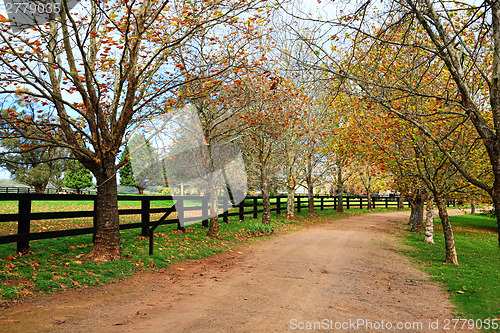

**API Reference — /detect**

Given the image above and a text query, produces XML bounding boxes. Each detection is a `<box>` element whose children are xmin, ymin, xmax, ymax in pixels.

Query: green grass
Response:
<box><xmin>0</xmin><ymin>204</ymin><xmax>400</xmax><ymax>303</ymax></box>
<box><xmin>397</xmin><ymin>214</ymin><xmax>500</xmax><ymax>330</ymax></box>
<box><xmin>0</xmin><ymin>199</ymin><xmax>178</xmax><ymax>214</ymax></box>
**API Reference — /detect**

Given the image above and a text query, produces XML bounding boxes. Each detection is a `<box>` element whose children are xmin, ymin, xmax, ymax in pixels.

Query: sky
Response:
<box><xmin>0</xmin><ymin>169</ymin><xmax>9</xmax><ymax>180</ymax></box>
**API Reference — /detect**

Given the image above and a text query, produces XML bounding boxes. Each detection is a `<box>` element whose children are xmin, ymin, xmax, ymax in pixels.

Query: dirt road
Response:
<box><xmin>0</xmin><ymin>210</ymin><xmax>475</xmax><ymax>332</ymax></box>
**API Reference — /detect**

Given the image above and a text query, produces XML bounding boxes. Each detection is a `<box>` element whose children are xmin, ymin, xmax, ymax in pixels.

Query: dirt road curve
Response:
<box><xmin>0</xmin><ymin>210</ymin><xmax>475</xmax><ymax>332</ymax></box>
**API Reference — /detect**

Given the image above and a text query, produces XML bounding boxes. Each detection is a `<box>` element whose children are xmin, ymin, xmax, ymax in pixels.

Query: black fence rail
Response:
<box><xmin>0</xmin><ymin>187</ymin><xmax>94</xmax><ymax>195</ymax></box>
<box><xmin>0</xmin><ymin>194</ymin><xmax>409</xmax><ymax>255</ymax></box>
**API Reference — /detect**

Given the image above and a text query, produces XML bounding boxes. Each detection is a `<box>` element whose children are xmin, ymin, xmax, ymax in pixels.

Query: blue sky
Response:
<box><xmin>0</xmin><ymin>168</ymin><xmax>10</xmax><ymax>179</ymax></box>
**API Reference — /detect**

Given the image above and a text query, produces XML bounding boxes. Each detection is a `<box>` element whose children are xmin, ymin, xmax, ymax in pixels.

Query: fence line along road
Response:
<box><xmin>0</xmin><ymin>194</ymin><xmax>447</xmax><ymax>255</ymax></box>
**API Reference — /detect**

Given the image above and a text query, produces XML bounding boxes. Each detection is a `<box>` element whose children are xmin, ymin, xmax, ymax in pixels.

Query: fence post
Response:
<box><xmin>239</xmin><ymin>199</ymin><xmax>245</xmax><ymax>221</ymax></box>
<box><xmin>177</xmin><ymin>198</ymin><xmax>185</xmax><ymax>231</ymax></box>
<box><xmin>276</xmin><ymin>196</ymin><xmax>281</xmax><ymax>215</ymax></box>
<box><xmin>320</xmin><ymin>196</ymin><xmax>324</xmax><ymax>211</ymax></box>
<box><xmin>297</xmin><ymin>196</ymin><xmax>301</xmax><ymax>213</ymax></box>
<box><xmin>141</xmin><ymin>199</ymin><xmax>150</xmax><ymax>236</ymax></box>
<box><xmin>334</xmin><ymin>196</ymin><xmax>337</xmax><ymax>210</ymax></box>
<box><xmin>359</xmin><ymin>197</ymin><xmax>363</xmax><ymax>209</ymax></box>
<box><xmin>373</xmin><ymin>197</ymin><xmax>376</xmax><ymax>209</ymax></box>
<box><xmin>346</xmin><ymin>196</ymin><xmax>350</xmax><ymax>209</ymax></box>
<box><xmin>385</xmin><ymin>197</ymin><xmax>388</xmax><ymax>208</ymax></box>
<box><xmin>202</xmin><ymin>196</ymin><xmax>209</xmax><ymax>227</ymax></box>
<box><xmin>223</xmin><ymin>196</ymin><xmax>229</xmax><ymax>223</ymax></box>
<box><xmin>17</xmin><ymin>198</ymin><xmax>32</xmax><ymax>253</ymax></box>
<box><xmin>253</xmin><ymin>197</ymin><xmax>258</xmax><ymax>219</ymax></box>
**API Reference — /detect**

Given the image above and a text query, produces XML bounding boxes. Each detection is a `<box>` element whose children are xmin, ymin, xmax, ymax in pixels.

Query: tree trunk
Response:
<box><xmin>76</xmin><ymin>188</ymin><xmax>82</xmax><ymax>195</ymax></box>
<box><xmin>435</xmin><ymin>196</ymin><xmax>458</xmax><ymax>265</ymax></box>
<box><xmin>491</xmin><ymin>186</ymin><xmax>500</xmax><ymax>246</ymax></box>
<box><xmin>286</xmin><ymin>147</ymin><xmax>296</xmax><ymax>220</ymax></box>
<box><xmin>470</xmin><ymin>197</ymin><xmax>476</xmax><ymax>214</ymax></box>
<box><xmin>408</xmin><ymin>198</ymin><xmax>415</xmax><ymax>225</ymax></box>
<box><xmin>424</xmin><ymin>197</ymin><xmax>434</xmax><ymax>244</ymax></box>
<box><xmin>305</xmin><ymin>153</ymin><xmax>315</xmax><ymax>215</ymax></box>
<box><xmin>137</xmin><ymin>187</ymin><xmax>144</xmax><ymax>195</ymax></box>
<box><xmin>34</xmin><ymin>184</ymin><xmax>46</xmax><ymax>194</ymax></box>
<box><xmin>336</xmin><ymin>191</ymin><xmax>344</xmax><ymax>213</ymax></box>
<box><xmin>307</xmin><ymin>176</ymin><xmax>315</xmax><ymax>215</ymax></box>
<box><xmin>260</xmin><ymin>153</ymin><xmax>271</xmax><ymax>225</ymax></box>
<box><xmin>411</xmin><ymin>195</ymin><xmax>424</xmax><ymax>232</ymax></box>
<box><xmin>286</xmin><ymin>183</ymin><xmax>295</xmax><ymax>220</ymax></box>
<box><xmin>86</xmin><ymin>157</ymin><xmax>122</xmax><ymax>261</ymax></box>
<box><xmin>336</xmin><ymin>165</ymin><xmax>344</xmax><ymax>213</ymax></box>
<box><xmin>207</xmin><ymin>172</ymin><xmax>219</xmax><ymax>238</ymax></box>
<box><xmin>366</xmin><ymin>189</ymin><xmax>372</xmax><ymax>210</ymax></box>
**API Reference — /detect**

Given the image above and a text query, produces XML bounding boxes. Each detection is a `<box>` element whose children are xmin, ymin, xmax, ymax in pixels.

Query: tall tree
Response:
<box><xmin>0</xmin><ymin>0</ymin><xmax>272</xmax><ymax>259</ymax></box>
<box><xmin>64</xmin><ymin>160</ymin><xmax>93</xmax><ymax>194</ymax></box>
<box><xmin>118</xmin><ymin>149</ymin><xmax>141</xmax><ymax>193</ymax></box>
<box><xmin>238</xmin><ymin>73</ymin><xmax>284</xmax><ymax>225</ymax></box>
<box><xmin>119</xmin><ymin>137</ymin><xmax>164</xmax><ymax>195</ymax></box>
<box><xmin>0</xmin><ymin>128</ymin><xmax>67</xmax><ymax>193</ymax></box>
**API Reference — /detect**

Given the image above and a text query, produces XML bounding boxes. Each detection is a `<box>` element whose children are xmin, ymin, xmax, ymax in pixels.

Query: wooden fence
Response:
<box><xmin>0</xmin><ymin>187</ymin><xmax>93</xmax><ymax>195</ymax></box>
<box><xmin>0</xmin><ymin>194</ymin><xmax>410</xmax><ymax>255</ymax></box>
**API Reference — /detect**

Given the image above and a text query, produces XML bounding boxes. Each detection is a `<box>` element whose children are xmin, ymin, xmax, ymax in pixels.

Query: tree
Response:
<box><xmin>63</xmin><ymin>160</ymin><xmax>93</xmax><ymax>194</ymax></box>
<box><xmin>295</xmin><ymin>80</ymin><xmax>334</xmax><ymax>215</ymax></box>
<box><xmin>346</xmin><ymin>95</ymin><xmax>482</xmax><ymax>264</ymax></box>
<box><xmin>118</xmin><ymin>149</ymin><xmax>140</xmax><ymax>193</ymax></box>
<box><xmin>237</xmin><ymin>70</ymin><xmax>308</xmax><ymax>224</ymax></box>
<box><xmin>354</xmin><ymin>162</ymin><xmax>376</xmax><ymax>211</ymax></box>
<box><xmin>238</xmin><ymin>73</ymin><xmax>284</xmax><ymax>225</ymax></box>
<box><xmin>0</xmin><ymin>0</ymin><xmax>272</xmax><ymax>260</ymax></box>
<box><xmin>322</xmin><ymin>95</ymin><xmax>357</xmax><ymax>214</ymax></box>
<box><xmin>0</xmin><ymin>129</ymin><xmax>67</xmax><ymax>193</ymax></box>
<box><xmin>288</xmin><ymin>0</ymin><xmax>500</xmax><ymax>245</ymax></box>
<box><xmin>173</xmin><ymin>76</ymin><xmax>252</xmax><ymax>236</ymax></box>
<box><xmin>119</xmin><ymin>137</ymin><xmax>164</xmax><ymax>195</ymax></box>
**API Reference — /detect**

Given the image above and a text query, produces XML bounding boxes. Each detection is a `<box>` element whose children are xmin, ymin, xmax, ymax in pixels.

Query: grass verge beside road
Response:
<box><xmin>0</xmin><ymin>206</ymin><xmax>398</xmax><ymax>303</ymax></box>
<box><xmin>397</xmin><ymin>213</ymin><xmax>500</xmax><ymax>330</ymax></box>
